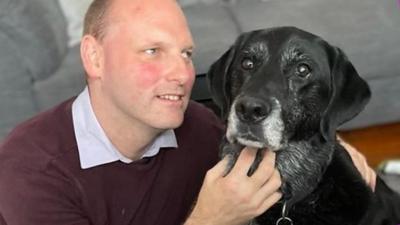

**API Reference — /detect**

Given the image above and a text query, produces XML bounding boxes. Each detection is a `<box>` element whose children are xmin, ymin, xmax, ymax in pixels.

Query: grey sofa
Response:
<box><xmin>0</xmin><ymin>0</ymin><xmax>85</xmax><ymax>139</ymax></box>
<box><xmin>1</xmin><ymin>0</ymin><xmax>400</xmax><ymax>141</ymax></box>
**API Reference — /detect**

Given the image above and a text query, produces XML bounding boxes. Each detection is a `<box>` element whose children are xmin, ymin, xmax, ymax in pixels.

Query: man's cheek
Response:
<box><xmin>135</xmin><ymin>64</ymin><xmax>161</xmax><ymax>88</ymax></box>
<box><xmin>186</xmin><ymin>68</ymin><xmax>196</xmax><ymax>89</ymax></box>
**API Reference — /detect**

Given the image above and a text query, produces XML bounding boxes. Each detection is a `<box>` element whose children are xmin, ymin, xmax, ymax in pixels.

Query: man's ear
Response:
<box><xmin>320</xmin><ymin>46</ymin><xmax>371</xmax><ymax>141</ymax></box>
<box><xmin>80</xmin><ymin>35</ymin><xmax>103</xmax><ymax>80</ymax></box>
<box><xmin>206</xmin><ymin>47</ymin><xmax>236</xmax><ymax>120</ymax></box>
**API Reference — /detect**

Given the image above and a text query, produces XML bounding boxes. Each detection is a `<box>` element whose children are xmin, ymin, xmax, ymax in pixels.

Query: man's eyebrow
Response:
<box><xmin>140</xmin><ymin>41</ymin><xmax>195</xmax><ymax>51</ymax></box>
<box><xmin>140</xmin><ymin>41</ymin><xmax>166</xmax><ymax>47</ymax></box>
<box><xmin>184</xmin><ymin>45</ymin><xmax>195</xmax><ymax>51</ymax></box>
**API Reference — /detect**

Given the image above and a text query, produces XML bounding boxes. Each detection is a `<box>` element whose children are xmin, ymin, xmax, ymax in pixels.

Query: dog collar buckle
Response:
<box><xmin>276</xmin><ymin>201</ymin><xmax>293</xmax><ymax>225</ymax></box>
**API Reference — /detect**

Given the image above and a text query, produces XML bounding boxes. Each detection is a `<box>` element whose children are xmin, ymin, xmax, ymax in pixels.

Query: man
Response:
<box><xmin>0</xmin><ymin>0</ymin><xmax>379</xmax><ymax>224</ymax></box>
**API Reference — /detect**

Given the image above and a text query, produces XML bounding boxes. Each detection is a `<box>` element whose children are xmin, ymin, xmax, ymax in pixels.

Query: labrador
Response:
<box><xmin>207</xmin><ymin>26</ymin><xmax>400</xmax><ymax>225</ymax></box>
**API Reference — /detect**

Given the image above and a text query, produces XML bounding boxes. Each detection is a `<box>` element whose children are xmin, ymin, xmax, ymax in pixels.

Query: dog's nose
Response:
<box><xmin>235</xmin><ymin>97</ymin><xmax>270</xmax><ymax>123</ymax></box>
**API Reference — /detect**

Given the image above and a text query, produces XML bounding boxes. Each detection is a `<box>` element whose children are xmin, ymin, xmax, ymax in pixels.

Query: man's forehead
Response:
<box><xmin>107</xmin><ymin>0</ymin><xmax>186</xmax><ymax>29</ymax></box>
<box><xmin>100</xmin><ymin>0</ymin><xmax>193</xmax><ymax>46</ymax></box>
<box><xmin>108</xmin><ymin>0</ymin><xmax>181</xmax><ymax>18</ymax></box>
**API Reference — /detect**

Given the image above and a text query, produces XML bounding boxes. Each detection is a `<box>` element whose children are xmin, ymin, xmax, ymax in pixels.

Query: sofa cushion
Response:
<box><xmin>0</xmin><ymin>32</ymin><xmax>37</xmax><ymax>138</ymax></box>
<box><xmin>0</xmin><ymin>0</ymin><xmax>68</xmax><ymax>81</ymax></box>
<box><xmin>58</xmin><ymin>0</ymin><xmax>92</xmax><ymax>47</ymax></box>
<box><xmin>33</xmin><ymin>46</ymin><xmax>86</xmax><ymax>112</ymax></box>
<box><xmin>179</xmin><ymin>0</ymin><xmax>223</xmax><ymax>7</ymax></box>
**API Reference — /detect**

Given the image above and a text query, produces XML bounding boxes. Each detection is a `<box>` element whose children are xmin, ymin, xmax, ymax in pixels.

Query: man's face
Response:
<box><xmin>96</xmin><ymin>0</ymin><xmax>195</xmax><ymax>131</ymax></box>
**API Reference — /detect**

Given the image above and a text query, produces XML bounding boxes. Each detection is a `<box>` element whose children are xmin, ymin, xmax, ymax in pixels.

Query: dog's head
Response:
<box><xmin>207</xmin><ymin>26</ymin><xmax>371</xmax><ymax>149</ymax></box>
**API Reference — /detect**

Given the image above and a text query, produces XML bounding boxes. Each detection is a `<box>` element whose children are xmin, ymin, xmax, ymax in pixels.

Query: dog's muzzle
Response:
<box><xmin>235</xmin><ymin>96</ymin><xmax>271</xmax><ymax>124</ymax></box>
<box><xmin>226</xmin><ymin>96</ymin><xmax>285</xmax><ymax>150</ymax></box>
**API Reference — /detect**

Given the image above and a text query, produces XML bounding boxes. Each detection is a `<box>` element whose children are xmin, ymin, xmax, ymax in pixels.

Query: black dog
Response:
<box><xmin>207</xmin><ymin>27</ymin><xmax>400</xmax><ymax>225</ymax></box>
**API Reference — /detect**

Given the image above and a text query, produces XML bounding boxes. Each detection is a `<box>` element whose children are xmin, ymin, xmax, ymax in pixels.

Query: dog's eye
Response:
<box><xmin>296</xmin><ymin>63</ymin><xmax>312</xmax><ymax>78</ymax></box>
<box><xmin>241</xmin><ymin>58</ymin><xmax>254</xmax><ymax>70</ymax></box>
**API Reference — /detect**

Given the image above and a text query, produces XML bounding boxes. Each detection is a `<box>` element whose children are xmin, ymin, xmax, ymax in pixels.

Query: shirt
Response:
<box><xmin>72</xmin><ymin>87</ymin><xmax>178</xmax><ymax>169</ymax></box>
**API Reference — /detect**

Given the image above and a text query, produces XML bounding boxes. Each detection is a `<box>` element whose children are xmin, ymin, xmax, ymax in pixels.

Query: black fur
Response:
<box><xmin>207</xmin><ymin>26</ymin><xmax>379</xmax><ymax>225</ymax></box>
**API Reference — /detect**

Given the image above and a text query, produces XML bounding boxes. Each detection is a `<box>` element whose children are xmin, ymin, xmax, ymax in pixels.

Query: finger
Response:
<box><xmin>254</xmin><ymin>169</ymin><xmax>282</xmax><ymax>201</ymax></box>
<box><xmin>353</xmin><ymin>153</ymin><xmax>377</xmax><ymax>191</ymax></box>
<box><xmin>355</xmin><ymin>152</ymin><xmax>369</xmax><ymax>181</ymax></box>
<box><xmin>255</xmin><ymin>192</ymin><xmax>282</xmax><ymax>216</ymax></box>
<box><xmin>362</xmin><ymin>158</ymin><xmax>370</xmax><ymax>181</ymax></box>
<box><xmin>230</xmin><ymin>147</ymin><xmax>258</xmax><ymax>176</ymax></box>
<box><xmin>208</xmin><ymin>156</ymin><xmax>230</xmax><ymax>180</ymax></box>
<box><xmin>353</xmin><ymin>154</ymin><xmax>366</xmax><ymax>179</ymax></box>
<box><xmin>341</xmin><ymin>139</ymin><xmax>367</xmax><ymax>169</ymax></box>
<box><xmin>338</xmin><ymin>137</ymin><xmax>354</xmax><ymax>152</ymax></box>
<box><xmin>251</xmin><ymin>150</ymin><xmax>276</xmax><ymax>186</ymax></box>
<box><xmin>369</xmin><ymin>169</ymin><xmax>377</xmax><ymax>191</ymax></box>
<box><xmin>344</xmin><ymin>143</ymin><xmax>377</xmax><ymax>190</ymax></box>
<box><xmin>365</xmin><ymin>167</ymin><xmax>372</xmax><ymax>188</ymax></box>
<box><xmin>364</xmin><ymin>165</ymin><xmax>377</xmax><ymax>191</ymax></box>
<box><xmin>340</xmin><ymin>139</ymin><xmax>368</xmax><ymax>178</ymax></box>
<box><xmin>340</xmin><ymin>139</ymin><xmax>357</xmax><ymax>156</ymax></box>
<box><xmin>337</xmin><ymin>136</ymin><xmax>377</xmax><ymax>191</ymax></box>
<box><xmin>363</xmin><ymin>166</ymin><xmax>371</xmax><ymax>187</ymax></box>
<box><xmin>358</xmin><ymin>160</ymin><xmax>368</xmax><ymax>181</ymax></box>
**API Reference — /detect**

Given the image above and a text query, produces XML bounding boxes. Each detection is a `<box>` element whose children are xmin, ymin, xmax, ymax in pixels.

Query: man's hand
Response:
<box><xmin>339</xmin><ymin>137</ymin><xmax>377</xmax><ymax>191</ymax></box>
<box><xmin>185</xmin><ymin>148</ymin><xmax>282</xmax><ymax>225</ymax></box>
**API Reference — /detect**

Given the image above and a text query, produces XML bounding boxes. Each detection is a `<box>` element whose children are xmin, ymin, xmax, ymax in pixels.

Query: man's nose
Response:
<box><xmin>165</xmin><ymin>55</ymin><xmax>193</xmax><ymax>84</ymax></box>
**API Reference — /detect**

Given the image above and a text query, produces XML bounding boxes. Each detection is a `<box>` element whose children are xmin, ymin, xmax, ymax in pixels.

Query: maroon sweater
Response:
<box><xmin>0</xmin><ymin>99</ymin><xmax>224</xmax><ymax>225</ymax></box>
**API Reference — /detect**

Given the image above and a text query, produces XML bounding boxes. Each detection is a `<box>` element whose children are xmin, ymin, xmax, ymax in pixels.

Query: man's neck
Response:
<box><xmin>105</xmin><ymin>124</ymin><xmax>162</xmax><ymax>161</ymax></box>
<box><xmin>89</xmin><ymin>89</ymin><xmax>163</xmax><ymax>161</ymax></box>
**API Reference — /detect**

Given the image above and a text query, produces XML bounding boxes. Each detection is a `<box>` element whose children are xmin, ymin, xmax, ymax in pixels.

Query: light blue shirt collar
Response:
<box><xmin>72</xmin><ymin>87</ymin><xmax>178</xmax><ymax>169</ymax></box>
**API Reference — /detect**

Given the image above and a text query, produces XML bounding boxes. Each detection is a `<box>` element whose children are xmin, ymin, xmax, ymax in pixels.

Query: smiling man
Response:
<box><xmin>80</xmin><ymin>0</ymin><xmax>197</xmax><ymax>161</ymax></box>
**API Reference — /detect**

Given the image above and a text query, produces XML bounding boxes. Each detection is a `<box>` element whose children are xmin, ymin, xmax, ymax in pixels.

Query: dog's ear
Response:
<box><xmin>207</xmin><ymin>47</ymin><xmax>236</xmax><ymax>120</ymax></box>
<box><xmin>320</xmin><ymin>47</ymin><xmax>371</xmax><ymax>141</ymax></box>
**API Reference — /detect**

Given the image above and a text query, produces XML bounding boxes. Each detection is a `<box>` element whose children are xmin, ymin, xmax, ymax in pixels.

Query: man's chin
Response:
<box><xmin>154</xmin><ymin>116</ymin><xmax>184</xmax><ymax>130</ymax></box>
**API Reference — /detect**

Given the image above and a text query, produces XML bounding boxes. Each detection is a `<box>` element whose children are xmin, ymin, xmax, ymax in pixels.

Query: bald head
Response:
<box><xmin>83</xmin><ymin>0</ymin><xmax>188</xmax><ymax>42</ymax></box>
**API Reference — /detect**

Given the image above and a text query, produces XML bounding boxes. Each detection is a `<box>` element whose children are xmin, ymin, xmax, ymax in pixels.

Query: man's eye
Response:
<box><xmin>182</xmin><ymin>50</ymin><xmax>193</xmax><ymax>59</ymax></box>
<box><xmin>144</xmin><ymin>48</ymin><xmax>158</xmax><ymax>55</ymax></box>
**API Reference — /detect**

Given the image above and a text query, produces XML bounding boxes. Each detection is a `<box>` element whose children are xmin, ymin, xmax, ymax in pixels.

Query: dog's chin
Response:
<box><xmin>229</xmin><ymin>134</ymin><xmax>282</xmax><ymax>151</ymax></box>
<box><xmin>226</xmin><ymin>99</ymin><xmax>285</xmax><ymax>151</ymax></box>
<box><xmin>236</xmin><ymin>137</ymin><xmax>266</xmax><ymax>149</ymax></box>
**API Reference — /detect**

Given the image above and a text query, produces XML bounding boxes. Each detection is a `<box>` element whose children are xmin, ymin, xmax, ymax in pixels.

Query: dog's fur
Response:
<box><xmin>207</xmin><ymin>26</ymin><xmax>392</xmax><ymax>225</ymax></box>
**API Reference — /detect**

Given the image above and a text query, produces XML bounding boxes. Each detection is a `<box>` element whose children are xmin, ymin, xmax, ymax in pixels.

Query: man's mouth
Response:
<box><xmin>157</xmin><ymin>94</ymin><xmax>183</xmax><ymax>101</ymax></box>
